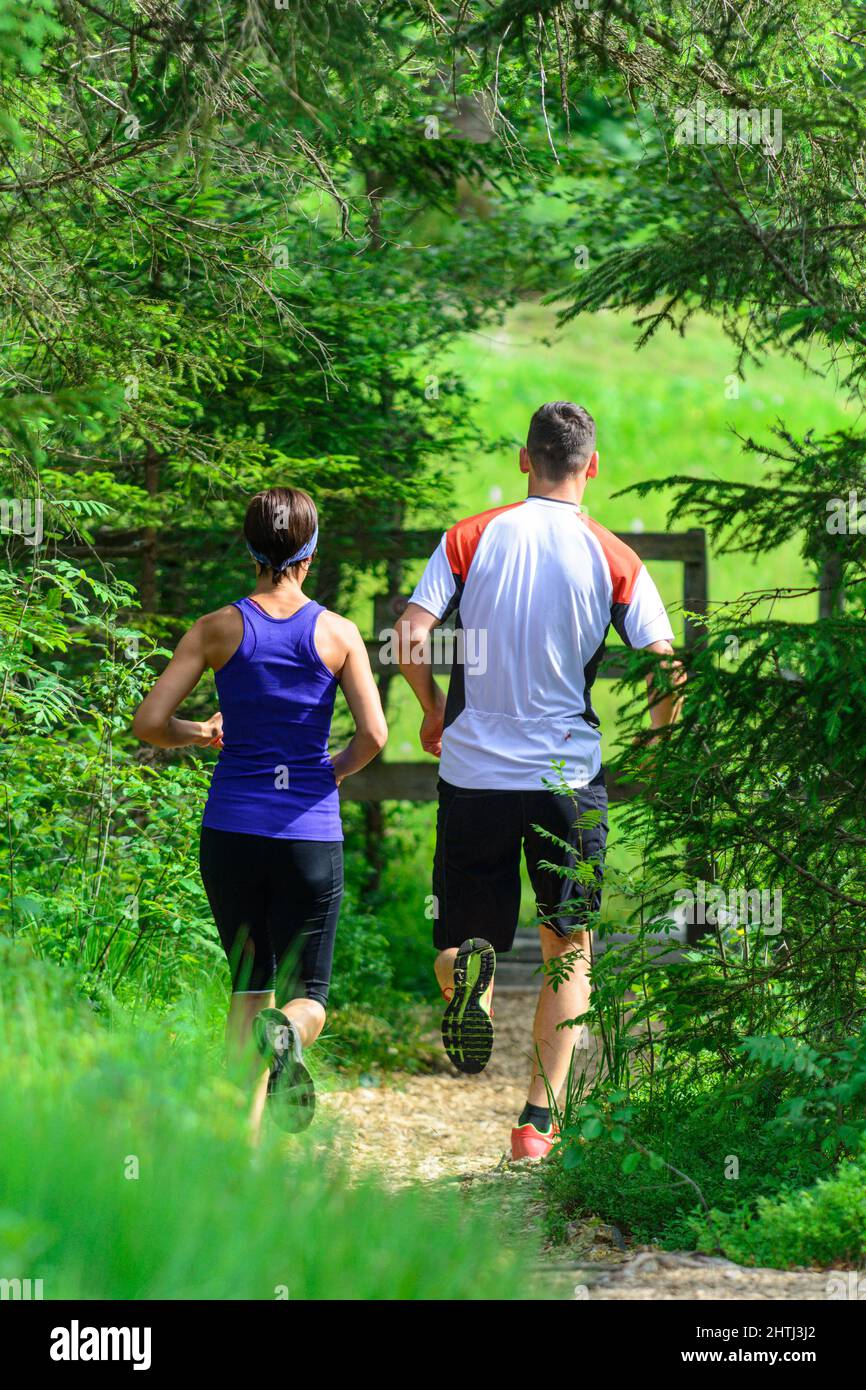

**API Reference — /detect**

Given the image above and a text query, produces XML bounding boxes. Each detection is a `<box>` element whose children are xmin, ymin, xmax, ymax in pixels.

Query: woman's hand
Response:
<box><xmin>330</xmin><ymin>749</ymin><xmax>348</xmax><ymax>786</ymax></box>
<box><xmin>193</xmin><ymin>712</ymin><xmax>223</xmax><ymax>748</ymax></box>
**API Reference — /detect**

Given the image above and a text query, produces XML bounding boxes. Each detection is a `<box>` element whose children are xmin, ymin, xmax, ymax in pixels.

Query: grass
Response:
<box><xmin>0</xmin><ymin>943</ymin><xmax>536</xmax><ymax>1300</ymax></box>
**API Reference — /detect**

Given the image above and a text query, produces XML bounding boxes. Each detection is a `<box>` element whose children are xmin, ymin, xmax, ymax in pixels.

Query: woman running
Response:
<box><xmin>133</xmin><ymin>486</ymin><xmax>387</xmax><ymax>1136</ymax></box>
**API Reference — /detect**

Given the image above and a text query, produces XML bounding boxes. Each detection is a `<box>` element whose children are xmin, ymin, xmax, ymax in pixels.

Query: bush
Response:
<box><xmin>545</xmin><ymin>1071</ymin><xmax>832</xmax><ymax>1251</ymax></box>
<box><xmin>698</xmin><ymin>1152</ymin><xmax>866</xmax><ymax>1269</ymax></box>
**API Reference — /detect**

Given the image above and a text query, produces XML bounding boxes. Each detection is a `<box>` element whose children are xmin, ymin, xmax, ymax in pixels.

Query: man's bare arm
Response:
<box><xmin>396</xmin><ymin>602</ymin><xmax>447</xmax><ymax>757</ymax></box>
<box><xmin>644</xmin><ymin>638</ymin><xmax>685</xmax><ymax>733</ymax></box>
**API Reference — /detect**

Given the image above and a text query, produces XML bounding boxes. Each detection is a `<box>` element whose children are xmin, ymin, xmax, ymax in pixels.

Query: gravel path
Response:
<box><xmin>321</xmin><ymin>989</ymin><xmax>842</xmax><ymax>1301</ymax></box>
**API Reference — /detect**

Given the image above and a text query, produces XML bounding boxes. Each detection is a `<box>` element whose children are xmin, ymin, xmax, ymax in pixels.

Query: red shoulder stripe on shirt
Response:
<box><xmin>445</xmin><ymin>502</ymin><xmax>523</xmax><ymax>581</ymax></box>
<box><xmin>583</xmin><ymin>517</ymin><xmax>642</xmax><ymax>604</ymax></box>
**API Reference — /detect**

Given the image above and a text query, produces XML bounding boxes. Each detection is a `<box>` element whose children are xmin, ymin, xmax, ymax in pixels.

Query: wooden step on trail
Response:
<box><xmin>495</xmin><ymin>924</ymin><xmax>689</xmax><ymax>991</ymax></box>
<box><xmin>495</xmin><ymin>933</ymin><xmax>545</xmax><ymax>991</ymax></box>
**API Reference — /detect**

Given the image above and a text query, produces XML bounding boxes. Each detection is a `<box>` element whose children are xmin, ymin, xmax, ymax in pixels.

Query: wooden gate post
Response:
<box><xmin>680</xmin><ymin>528</ymin><xmax>715</xmax><ymax>944</ymax></box>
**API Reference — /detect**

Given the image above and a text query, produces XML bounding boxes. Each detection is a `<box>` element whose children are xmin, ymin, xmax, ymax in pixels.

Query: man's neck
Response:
<box><xmin>527</xmin><ymin>477</ymin><xmax>586</xmax><ymax>505</ymax></box>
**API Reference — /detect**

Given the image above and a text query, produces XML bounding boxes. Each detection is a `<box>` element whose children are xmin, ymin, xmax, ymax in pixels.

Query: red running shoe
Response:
<box><xmin>510</xmin><ymin>1121</ymin><xmax>559</xmax><ymax>1161</ymax></box>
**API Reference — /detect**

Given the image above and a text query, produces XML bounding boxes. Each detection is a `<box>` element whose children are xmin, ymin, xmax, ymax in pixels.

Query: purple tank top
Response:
<box><xmin>202</xmin><ymin>597</ymin><xmax>342</xmax><ymax>841</ymax></box>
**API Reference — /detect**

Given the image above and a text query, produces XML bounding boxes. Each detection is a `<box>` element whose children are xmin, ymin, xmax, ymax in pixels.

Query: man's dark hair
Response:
<box><xmin>526</xmin><ymin>402</ymin><xmax>596</xmax><ymax>481</ymax></box>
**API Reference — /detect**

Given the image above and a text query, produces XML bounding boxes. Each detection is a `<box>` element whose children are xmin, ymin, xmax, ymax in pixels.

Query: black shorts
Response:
<box><xmin>432</xmin><ymin>775</ymin><xmax>608</xmax><ymax>954</ymax></box>
<box><xmin>199</xmin><ymin>827</ymin><xmax>343</xmax><ymax>1006</ymax></box>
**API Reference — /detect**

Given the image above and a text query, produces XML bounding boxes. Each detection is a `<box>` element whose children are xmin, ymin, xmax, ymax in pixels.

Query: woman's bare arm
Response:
<box><xmin>320</xmin><ymin>616</ymin><xmax>388</xmax><ymax>782</ymax></box>
<box><xmin>132</xmin><ymin>619</ymin><xmax>225</xmax><ymax>749</ymax></box>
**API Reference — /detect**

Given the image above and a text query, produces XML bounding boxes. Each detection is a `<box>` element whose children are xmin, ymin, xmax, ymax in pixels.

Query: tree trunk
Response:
<box><xmin>818</xmin><ymin>552</ymin><xmax>844</xmax><ymax>619</ymax></box>
<box><xmin>140</xmin><ymin>446</ymin><xmax>160</xmax><ymax>613</ymax></box>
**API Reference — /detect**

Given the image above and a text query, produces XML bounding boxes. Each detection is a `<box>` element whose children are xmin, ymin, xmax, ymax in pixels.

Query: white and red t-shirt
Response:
<box><xmin>409</xmin><ymin>496</ymin><xmax>674</xmax><ymax>790</ymax></box>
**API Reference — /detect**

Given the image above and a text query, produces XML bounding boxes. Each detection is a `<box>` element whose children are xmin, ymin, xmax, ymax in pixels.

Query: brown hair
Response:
<box><xmin>243</xmin><ymin>487</ymin><xmax>318</xmax><ymax>586</ymax></box>
<box><xmin>526</xmin><ymin>402</ymin><xmax>596</xmax><ymax>481</ymax></box>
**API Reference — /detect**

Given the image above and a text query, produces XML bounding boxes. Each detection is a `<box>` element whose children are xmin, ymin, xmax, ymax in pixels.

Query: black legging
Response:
<box><xmin>199</xmin><ymin>827</ymin><xmax>343</xmax><ymax>1006</ymax></box>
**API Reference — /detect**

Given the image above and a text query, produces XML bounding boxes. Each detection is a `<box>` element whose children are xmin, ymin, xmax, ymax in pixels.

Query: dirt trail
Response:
<box><xmin>322</xmin><ymin>990</ymin><xmax>838</xmax><ymax>1301</ymax></box>
<box><xmin>324</xmin><ymin>989</ymin><xmax>544</xmax><ymax>1184</ymax></box>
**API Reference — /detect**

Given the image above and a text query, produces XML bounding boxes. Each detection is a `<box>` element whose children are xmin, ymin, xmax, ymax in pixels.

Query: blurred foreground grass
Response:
<box><xmin>0</xmin><ymin>942</ymin><xmax>535</xmax><ymax>1300</ymax></box>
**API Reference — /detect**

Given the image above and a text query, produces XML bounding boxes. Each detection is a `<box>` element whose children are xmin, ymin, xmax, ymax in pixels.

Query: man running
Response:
<box><xmin>397</xmin><ymin>402</ymin><xmax>679</xmax><ymax>1159</ymax></box>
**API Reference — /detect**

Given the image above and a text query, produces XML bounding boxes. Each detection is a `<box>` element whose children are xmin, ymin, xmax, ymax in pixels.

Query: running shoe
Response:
<box><xmin>252</xmin><ymin>1008</ymin><xmax>316</xmax><ymax>1132</ymax></box>
<box><xmin>441</xmin><ymin>937</ymin><xmax>495</xmax><ymax>1074</ymax></box>
<box><xmin>510</xmin><ymin>1120</ymin><xmax>559</xmax><ymax>1161</ymax></box>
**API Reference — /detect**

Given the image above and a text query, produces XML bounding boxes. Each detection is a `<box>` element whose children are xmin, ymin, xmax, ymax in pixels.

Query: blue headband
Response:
<box><xmin>246</xmin><ymin>525</ymin><xmax>318</xmax><ymax>573</ymax></box>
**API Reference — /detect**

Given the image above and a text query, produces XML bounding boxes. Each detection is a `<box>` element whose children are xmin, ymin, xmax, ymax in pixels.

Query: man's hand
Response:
<box><xmin>420</xmin><ymin>687</ymin><xmax>446</xmax><ymax>757</ymax></box>
<box><xmin>644</xmin><ymin>640</ymin><xmax>684</xmax><ymax>732</ymax></box>
<box><xmin>634</xmin><ymin>640</ymin><xmax>684</xmax><ymax>775</ymax></box>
